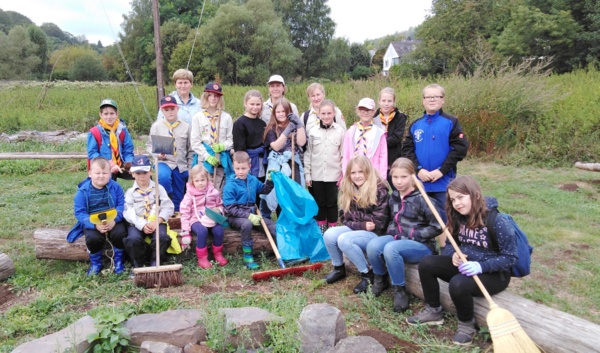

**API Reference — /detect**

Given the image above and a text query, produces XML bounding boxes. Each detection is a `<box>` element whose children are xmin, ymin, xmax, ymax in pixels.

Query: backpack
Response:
<box><xmin>487</xmin><ymin>209</ymin><xmax>534</xmax><ymax>277</ymax></box>
<box><xmin>88</xmin><ymin>126</ymin><xmax>126</xmax><ymax>170</ymax></box>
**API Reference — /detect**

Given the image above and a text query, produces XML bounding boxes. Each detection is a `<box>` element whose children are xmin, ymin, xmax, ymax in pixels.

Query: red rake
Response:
<box><xmin>252</xmin><ymin>209</ymin><xmax>323</xmax><ymax>282</ymax></box>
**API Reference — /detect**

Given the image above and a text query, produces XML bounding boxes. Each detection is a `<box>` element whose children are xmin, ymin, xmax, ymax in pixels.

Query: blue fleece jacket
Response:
<box><xmin>222</xmin><ymin>174</ymin><xmax>273</xmax><ymax>218</ymax></box>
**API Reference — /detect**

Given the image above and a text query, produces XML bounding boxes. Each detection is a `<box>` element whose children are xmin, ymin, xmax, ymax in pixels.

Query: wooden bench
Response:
<box><xmin>403</xmin><ymin>263</ymin><xmax>600</xmax><ymax>353</ymax></box>
<box><xmin>33</xmin><ymin>227</ymin><xmax>274</xmax><ymax>262</ymax></box>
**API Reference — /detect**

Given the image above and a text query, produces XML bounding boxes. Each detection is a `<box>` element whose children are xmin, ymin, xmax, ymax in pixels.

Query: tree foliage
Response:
<box><xmin>349</xmin><ymin>43</ymin><xmax>371</xmax><ymax>72</ymax></box>
<box><xmin>0</xmin><ymin>26</ymin><xmax>41</xmax><ymax>80</ymax></box>
<box><xmin>70</xmin><ymin>53</ymin><xmax>108</xmax><ymax>81</ymax></box>
<box><xmin>27</xmin><ymin>25</ymin><xmax>49</xmax><ymax>77</ymax></box>
<box><xmin>0</xmin><ymin>9</ymin><xmax>33</xmax><ymax>34</ymax></box>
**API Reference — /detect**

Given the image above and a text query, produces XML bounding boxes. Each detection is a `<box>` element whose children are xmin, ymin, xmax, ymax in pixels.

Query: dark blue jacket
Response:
<box><xmin>402</xmin><ymin>109</ymin><xmax>469</xmax><ymax>192</ymax></box>
<box><xmin>442</xmin><ymin>197</ymin><xmax>517</xmax><ymax>273</ymax></box>
<box><xmin>223</xmin><ymin>174</ymin><xmax>273</xmax><ymax>218</ymax></box>
<box><xmin>67</xmin><ymin>178</ymin><xmax>125</xmax><ymax>242</ymax></box>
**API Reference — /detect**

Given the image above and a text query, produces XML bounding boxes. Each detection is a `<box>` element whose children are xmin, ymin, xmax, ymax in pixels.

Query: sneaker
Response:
<box><xmin>453</xmin><ymin>319</ymin><xmax>477</xmax><ymax>345</ymax></box>
<box><xmin>406</xmin><ymin>304</ymin><xmax>444</xmax><ymax>325</ymax></box>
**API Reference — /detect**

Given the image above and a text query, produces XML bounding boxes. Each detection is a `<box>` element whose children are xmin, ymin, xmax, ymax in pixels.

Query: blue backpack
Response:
<box><xmin>487</xmin><ymin>210</ymin><xmax>534</xmax><ymax>277</ymax></box>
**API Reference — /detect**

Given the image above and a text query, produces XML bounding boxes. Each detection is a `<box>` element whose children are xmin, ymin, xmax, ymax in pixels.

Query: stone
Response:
<box><xmin>11</xmin><ymin>315</ymin><xmax>96</xmax><ymax>353</ymax></box>
<box><xmin>330</xmin><ymin>336</ymin><xmax>386</xmax><ymax>353</ymax></box>
<box><xmin>183</xmin><ymin>342</ymin><xmax>213</xmax><ymax>353</ymax></box>
<box><xmin>125</xmin><ymin>309</ymin><xmax>206</xmax><ymax>348</ymax></box>
<box><xmin>298</xmin><ymin>303</ymin><xmax>347</xmax><ymax>353</ymax></box>
<box><xmin>219</xmin><ymin>307</ymin><xmax>284</xmax><ymax>349</ymax></box>
<box><xmin>141</xmin><ymin>340</ymin><xmax>183</xmax><ymax>353</ymax></box>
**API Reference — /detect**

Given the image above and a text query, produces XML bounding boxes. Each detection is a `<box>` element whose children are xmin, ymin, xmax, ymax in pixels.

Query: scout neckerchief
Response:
<box><xmin>203</xmin><ymin>110</ymin><xmax>220</xmax><ymax>144</ymax></box>
<box><xmin>136</xmin><ymin>186</ymin><xmax>153</xmax><ymax>219</ymax></box>
<box><xmin>98</xmin><ymin>119</ymin><xmax>122</xmax><ymax>167</ymax></box>
<box><xmin>354</xmin><ymin>122</ymin><xmax>373</xmax><ymax>156</ymax></box>
<box><xmin>379</xmin><ymin>111</ymin><xmax>396</xmax><ymax>132</ymax></box>
<box><xmin>162</xmin><ymin>118</ymin><xmax>181</xmax><ymax>156</ymax></box>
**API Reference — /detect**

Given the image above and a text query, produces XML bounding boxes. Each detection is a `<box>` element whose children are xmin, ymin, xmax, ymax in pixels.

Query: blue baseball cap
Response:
<box><xmin>130</xmin><ymin>155</ymin><xmax>152</xmax><ymax>173</ymax></box>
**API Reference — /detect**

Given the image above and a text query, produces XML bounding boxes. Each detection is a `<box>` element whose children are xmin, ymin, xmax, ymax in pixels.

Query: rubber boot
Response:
<box><xmin>392</xmin><ymin>285</ymin><xmax>410</xmax><ymax>313</ymax></box>
<box><xmin>353</xmin><ymin>270</ymin><xmax>374</xmax><ymax>294</ymax></box>
<box><xmin>325</xmin><ymin>264</ymin><xmax>346</xmax><ymax>284</ymax></box>
<box><xmin>242</xmin><ymin>245</ymin><xmax>259</xmax><ymax>270</ymax></box>
<box><xmin>317</xmin><ymin>222</ymin><xmax>328</xmax><ymax>235</ymax></box>
<box><xmin>212</xmin><ymin>244</ymin><xmax>228</xmax><ymax>266</ymax></box>
<box><xmin>372</xmin><ymin>274</ymin><xmax>390</xmax><ymax>297</ymax></box>
<box><xmin>196</xmin><ymin>246</ymin><xmax>213</xmax><ymax>269</ymax></box>
<box><xmin>87</xmin><ymin>251</ymin><xmax>103</xmax><ymax>276</ymax></box>
<box><xmin>113</xmin><ymin>247</ymin><xmax>125</xmax><ymax>274</ymax></box>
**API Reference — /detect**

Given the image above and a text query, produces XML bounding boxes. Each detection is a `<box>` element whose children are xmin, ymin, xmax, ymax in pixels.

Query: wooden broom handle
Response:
<box><xmin>291</xmin><ymin>132</ymin><xmax>295</xmax><ymax>179</ymax></box>
<box><xmin>213</xmin><ymin>109</ymin><xmax>221</xmax><ymax>185</ymax></box>
<box><xmin>155</xmin><ymin>156</ymin><xmax>161</xmax><ymax>267</ymax></box>
<box><xmin>411</xmin><ymin>174</ymin><xmax>496</xmax><ymax>305</ymax></box>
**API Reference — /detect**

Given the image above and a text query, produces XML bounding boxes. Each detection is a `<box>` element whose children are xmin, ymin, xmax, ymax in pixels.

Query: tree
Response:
<box><xmin>49</xmin><ymin>46</ymin><xmax>103</xmax><ymax>80</ymax></box>
<box><xmin>322</xmin><ymin>37</ymin><xmax>351</xmax><ymax>80</ymax></box>
<box><xmin>189</xmin><ymin>0</ymin><xmax>300</xmax><ymax>85</ymax></box>
<box><xmin>349</xmin><ymin>43</ymin><xmax>371</xmax><ymax>71</ymax></box>
<box><xmin>27</xmin><ymin>25</ymin><xmax>49</xmax><ymax>77</ymax></box>
<box><xmin>101</xmin><ymin>44</ymin><xmax>127</xmax><ymax>81</ymax></box>
<box><xmin>273</xmin><ymin>0</ymin><xmax>335</xmax><ymax>78</ymax></box>
<box><xmin>70</xmin><ymin>53</ymin><xmax>108</xmax><ymax>81</ymax></box>
<box><xmin>493</xmin><ymin>5</ymin><xmax>581</xmax><ymax>73</ymax></box>
<box><xmin>0</xmin><ymin>9</ymin><xmax>33</xmax><ymax>34</ymax></box>
<box><xmin>0</xmin><ymin>26</ymin><xmax>41</xmax><ymax>79</ymax></box>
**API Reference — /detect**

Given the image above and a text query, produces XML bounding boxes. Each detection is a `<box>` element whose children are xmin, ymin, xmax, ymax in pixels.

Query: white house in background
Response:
<box><xmin>382</xmin><ymin>39</ymin><xmax>420</xmax><ymax>75</ymax></box>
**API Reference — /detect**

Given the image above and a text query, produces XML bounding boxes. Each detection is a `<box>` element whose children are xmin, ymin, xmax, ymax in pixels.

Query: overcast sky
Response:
<box><xmin>0</xmin><ymin>0</ymin><xmax>432</xmax><ymax>45</ymax></box>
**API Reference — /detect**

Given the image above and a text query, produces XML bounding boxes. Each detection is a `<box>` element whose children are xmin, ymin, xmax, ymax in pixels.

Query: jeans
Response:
<box><xmin>228</xmin><ymin>216</ymin><xmax>276</xmax><ymax>247</ymax></box>
<box><xmin>323</xmin><ymin>225</ymin><xmax>377</xmax><ymax>273</ymax></box>
<box><xmin>157</xmin><ymin>162</ymin><xmax>188</xmax><ymax>211</ymax></box>
<box><xmin>366</xmin><ymin>235</ymin><xmax>432</xmax><ymax>286</ymax></box>
<box><xmin>418</xmin><ymin>255</ymin><xmax>511</xmax><ymax>321</ymax></box>
<box><xmin>191</xmin><ymin>222</ymin><xmax>224</xmax><ymax>248</ymax></box>
<box><xmin>427</xmin><ymin>191</ymin><xmax>447</xmax><ymax>224</ymax></box>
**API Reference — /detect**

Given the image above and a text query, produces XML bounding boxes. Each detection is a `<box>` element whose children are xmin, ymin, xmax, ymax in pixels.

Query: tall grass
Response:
<box><xmin>1</xmin><ymin>67</ymin><xmax>599</xmax><ymax>166</ymax></box>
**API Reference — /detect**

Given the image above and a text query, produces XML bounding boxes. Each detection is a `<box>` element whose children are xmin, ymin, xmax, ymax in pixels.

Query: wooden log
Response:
<box><xmin>403</xmin><ymin>264</ymin><xmax>600</xmax><ymax>353</ymax></box>
<box><xmin>0</xmin><ymin>253</ymin><xmax>16</xmax><ymax>281</ymax></box>
<box><xmin>0</xmin><ymin>152</ymin><xmax>88</xmax><ymax>160</ymax></box>
<box><xmin>33</xmin><ymin>228</ymin><xmax>273</xmax><ymax>261</ymax></box>
<box><xmin>574</xmin><ymin>162</ymin><xmax>600</xmax><ymax>172</ymax></box>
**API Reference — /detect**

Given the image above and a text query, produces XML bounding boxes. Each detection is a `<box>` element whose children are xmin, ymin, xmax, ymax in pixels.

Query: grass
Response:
<box><xmin>0</xmin><ymin>140</ymin><xmax>599</xmax><ymax>352</ymax></box>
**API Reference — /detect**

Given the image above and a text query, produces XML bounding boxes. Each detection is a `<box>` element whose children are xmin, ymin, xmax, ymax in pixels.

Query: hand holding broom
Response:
<box><xmin>411</xmin><ymin>174</ymin><xmax>540</xmax><ymax>353</ymax></box>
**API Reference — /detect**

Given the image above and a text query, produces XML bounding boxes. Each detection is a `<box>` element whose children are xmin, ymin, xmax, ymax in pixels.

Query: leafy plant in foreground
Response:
<box><xmin>86</xmin><ymin>310</ymin><xmax>130</xmax><ymax>353</ymax></box>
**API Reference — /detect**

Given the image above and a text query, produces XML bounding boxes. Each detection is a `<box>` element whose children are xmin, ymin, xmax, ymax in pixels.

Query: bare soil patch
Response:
<box><xmin>560</xmin><ymin>183</ymin><xmax>579</xmax><ymax>191</ymax></box>
<box><xmin>358</xmin><ymin>329</ymin><xmax>420</xmax><ymax>352</ymax></box>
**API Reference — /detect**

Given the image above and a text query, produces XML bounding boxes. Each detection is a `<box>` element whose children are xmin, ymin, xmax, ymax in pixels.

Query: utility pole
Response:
<box><xmin>151</xmin><ymin>0</ymin><xmax>165</xmax><ymax>105</ymax></box>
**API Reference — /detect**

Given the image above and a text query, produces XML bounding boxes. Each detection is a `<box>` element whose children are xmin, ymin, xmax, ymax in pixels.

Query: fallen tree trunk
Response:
<box><xmin>33</xmin><ymin>228</ymin><xmax>273</xmax><ymax>261</ymax></box>
<box><xmin>0</xmin><ymin>152</ymin><xmax>88</xmax><ymax>160</ymax></box>
<box><xmin>0</xmin><ymin>253</ymin><xmax>16</xmax><ymax>281</ymax></box>
<box><xmin>574</xmin><ymin>162</ymin><xmax>600</xmax><ymax>172</ymax></box>
<box><xmin>403</xmin><ymin>264</ymin><xmax>600</xmax><ymax>353</ymax></box>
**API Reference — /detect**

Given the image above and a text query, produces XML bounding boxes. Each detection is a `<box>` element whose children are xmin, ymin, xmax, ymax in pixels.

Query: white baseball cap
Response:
<box><xmin>356</xmin><ymin>98</ymin><xmax>376</xmax><ymax>110</ymax></box>
<box><xmin>267</xmin><ymin>74</ymin><xmax>285</xmax><ymax>85</ymax></box>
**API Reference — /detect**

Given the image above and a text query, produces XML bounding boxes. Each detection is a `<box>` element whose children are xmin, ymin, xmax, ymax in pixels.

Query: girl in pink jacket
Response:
<box><xmin>179</xmin><ymin>165</ymin><xmax>227</xmax><ymax>268</ymax></box>
<box><xmin>342</xmin><ymin>98</ymin><xmax>388</xmax><ymax>179</ymax></box>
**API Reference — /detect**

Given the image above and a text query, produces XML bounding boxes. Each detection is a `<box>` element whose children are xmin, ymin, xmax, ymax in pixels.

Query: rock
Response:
<box><xmin>219</xmin><ymin>307</ymin><xmax>284</xmax><ymax>349</ymax></box>
<box><xmin>125</xmin><ymin>309</ymin><xmax>206</xmax><ymax>348</ymax></box>
<box><xmin>298</xmin><ymin>303</ymin><xmax>347</xmax><ymax>353</ymax></box>
<box><xmin>141</xmin><ymin>340</ymin><xmax>183</xmax><ymax>353</ymax></box>
<box><xmin>0</xmin><ymin>253</ymin><xmax>16</xmax><ymax>281</ymax></box>
<box><xmin>11</xmin><ymin>315</ymin><xmax>96</xmax><ymax>353</ymax></box>
<box><xmin>329</xmin><ymin>336</ymin><xmax>386</xmax><ymax>353</ymax></box>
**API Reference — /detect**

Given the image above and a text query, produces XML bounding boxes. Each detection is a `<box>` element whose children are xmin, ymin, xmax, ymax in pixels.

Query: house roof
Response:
<box><xmin>390</xmin><ymin>39</ymin><xmax>420</xmax><ymax>58</ymax></box>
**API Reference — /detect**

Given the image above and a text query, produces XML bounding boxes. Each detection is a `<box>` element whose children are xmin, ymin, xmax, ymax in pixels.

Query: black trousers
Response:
<box><xmin>418</xmin><ymin>255</ymin><xmax>511</xmax><ymax>321</ymax></box>
<box><xmin>123</xmin><ymin>224</ymin><xmax>170</xmax><ymax>267</ymax></box>
<box><xmin>310</xmin><ymin>181</ymin><xmax>338</xmax><ymax>224</ymax></box>
<box><xmin>84</xmin><ymin>221</ymin><xmax>127</xmax><ymax>253</ymax></box>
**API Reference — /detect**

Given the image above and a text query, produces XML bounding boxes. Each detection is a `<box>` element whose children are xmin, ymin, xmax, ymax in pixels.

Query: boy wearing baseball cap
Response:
<box><xmin>147</xmin><ymin>95</ymin><xmax>193</xmax><ymax>212</ymax></box>
<box><xmin>123</xmin><ymin>155</ymin><xmax>174</xmax><ymax>271</ymax></box>
<box><xmin>87</xmin><ymin>98</ymin><xmax>135</xmax><ymax>180</ymax></box>
<box><xmin>260</xmin><ymin>74</ymin><xmax>300</xmax><ymax>124</ymax></box>
<box><xmin>341</xmin><ymin>97</ymin><xmax>388</xmax><ymax>179</ymax></box>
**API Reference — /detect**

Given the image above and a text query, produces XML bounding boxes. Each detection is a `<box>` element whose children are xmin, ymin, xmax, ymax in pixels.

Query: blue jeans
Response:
<box><xmin>323</xmin><ymin>225</ymin><xmax>377</xmax><ymax>273</ymax></box>
<box><xmin>366</xmin><ymin>235</ymin><xmax>432</xmax><ymax>286</ymax></box>
<box><xmin>157</xmin><ymin>163</ymin><xmax>188</xmax><ymax>211</ymax></box>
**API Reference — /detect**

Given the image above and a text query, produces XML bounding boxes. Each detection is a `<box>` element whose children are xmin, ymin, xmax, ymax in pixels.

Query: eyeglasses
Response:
<box><xmin>423</xmin><ymin>96</ymin><xmax>444</xmax><ymax>101</ymax></box>
<box><xmin>357</xmin><ymin>109</ymin><xmax>374</xmax><ymax>114</ymax></box>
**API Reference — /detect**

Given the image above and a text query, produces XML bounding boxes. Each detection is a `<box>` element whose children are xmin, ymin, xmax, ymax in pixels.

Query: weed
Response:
<box><xmin>86</xmin><ymin>309</ymin><xmax>131</xmax><ymax>353</ymax></box>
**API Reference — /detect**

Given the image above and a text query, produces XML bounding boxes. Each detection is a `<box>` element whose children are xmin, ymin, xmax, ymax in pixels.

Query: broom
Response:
<box><xmin>133</xmin><ymin>144</ymin><xmax>183</xmax><ymax>288</ymax></box>
<box><xmin>411</xmin><ymin>174</ymin><xmax>540</xmax><ymax>352</ymax></box>
<box><xmin>212</xmin><ymin>109</ymin><xmax>221</xmax><ymax>186</ymax></box>
<box><xmin>252</xmin><ymin>209</ymin><xmax>322</xmax><ymax>281</ymax></box>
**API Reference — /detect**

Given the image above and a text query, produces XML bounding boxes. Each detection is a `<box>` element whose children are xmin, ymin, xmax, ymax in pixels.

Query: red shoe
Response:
<box><xmin>212</xmin><ymin>244</ymin><xmax>228</xmax><ymax>266</ymax></box>
<box><xmin>195</xmin><ymin>246</ymin><xmax>212</xmax><ymax>269</ymax></box>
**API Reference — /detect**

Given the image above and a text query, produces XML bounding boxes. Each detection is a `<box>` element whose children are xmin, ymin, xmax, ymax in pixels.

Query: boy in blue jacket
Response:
<box><xmin>223</xmin><ymin>151</ymin><xmax>276</xmax><ymax>269</ymax></box>
<box><xmin>87</xmin><ymin>98</ymin><xmax>135</xmax><ymax>180</ymax></box>
<box><xmin>69</xmin><ymin>157</ymin><xmax>128</xmax><ymax>275</ymax></box>
<box><xmin>402</xmin><ymin>84</ymin><xmax>469</xmax><ymax>221</ymax></box>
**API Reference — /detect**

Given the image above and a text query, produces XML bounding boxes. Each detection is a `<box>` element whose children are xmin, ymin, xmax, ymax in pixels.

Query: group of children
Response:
<box><xmin>71</xmin><ymin>71</ymin><xmax>518</xmax><ymax>346</ymax></box>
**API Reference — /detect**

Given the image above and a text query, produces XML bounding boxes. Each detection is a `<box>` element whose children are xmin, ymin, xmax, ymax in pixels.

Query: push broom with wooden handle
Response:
<box><xmin>411</xmin><ymin>174</ymin><xmax>539</xmax><ymax>353</ymax></box>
